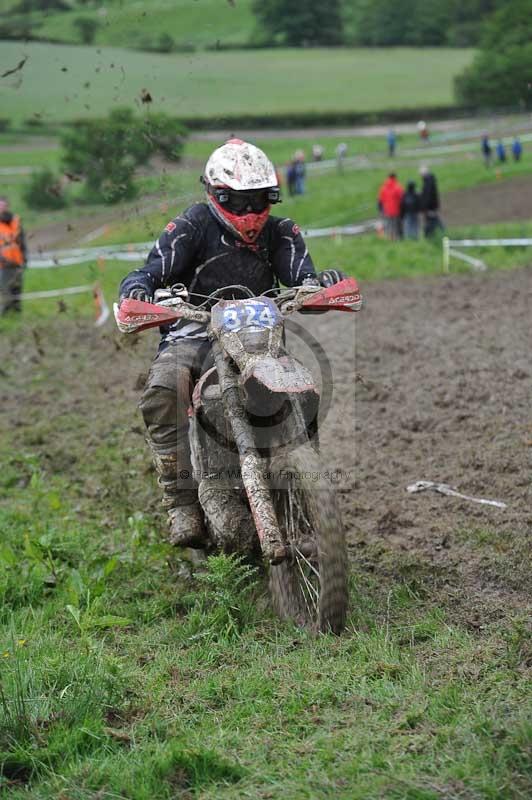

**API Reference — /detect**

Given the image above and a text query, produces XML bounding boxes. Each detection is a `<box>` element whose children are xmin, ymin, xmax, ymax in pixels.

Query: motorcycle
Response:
<box><xmin>115</xmin><ymin>277</ymin><xmax>362</xmax><ymax>634</ymax></box>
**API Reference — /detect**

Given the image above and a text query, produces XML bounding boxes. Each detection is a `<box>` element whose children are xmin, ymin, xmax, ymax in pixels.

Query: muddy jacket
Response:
<box><xmin>119</xmin><ymin>202</ymin><xmax>316</xmax><ymax>345</ymax></box>
<box><xmin>0</xmin><ymin>212</ymin><xmax>26</xmax><ymax>268</ymax></box>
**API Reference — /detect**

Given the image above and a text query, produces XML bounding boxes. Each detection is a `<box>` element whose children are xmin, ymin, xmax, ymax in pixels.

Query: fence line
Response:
<box><xmin>29</xmin><ymin>221</ymin><xmax>379</xmax><ymax>268</ymax></box>
<box><xmin>442</xmin><ymin>236</ymin><xmax>532</xmax><ymax>273</ymax></box>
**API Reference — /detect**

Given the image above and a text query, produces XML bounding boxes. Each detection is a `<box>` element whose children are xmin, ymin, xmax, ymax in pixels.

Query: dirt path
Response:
<box><xmin>310</xmin><ymin>266</ymin><xmax>532</xmax><ymax>627</ymax></box>
<box><xmin>443</xmin><ymin>174</ymin><xmax>532</xmax><ymax>226</ymax></box>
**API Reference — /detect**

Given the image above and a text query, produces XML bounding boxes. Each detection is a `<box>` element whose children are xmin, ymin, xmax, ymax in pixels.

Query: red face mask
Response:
<box><xmin>209</xmin><ymin>196</ymin><xmax>271</xmax><ymax>245</ymax></box>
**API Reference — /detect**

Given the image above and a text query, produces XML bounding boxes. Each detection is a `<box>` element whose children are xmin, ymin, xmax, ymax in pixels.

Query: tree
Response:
<box><xmin>73</xmin><ymin>16</ymin><xmax>100</xmax><ymax>45</ymax></box>
<box><xmin>61</xmin><ymin>109</ymin><xmax>187</xmax><ymax>204</ymax></box>
<box><xmin>252</xmin><ymin>0</ymin><xmax>344</xmax><ymax>46</ymax></box>
<box><xmin>343</xmin><ymin>0</ymin><xmax>506</xmax><ymax>46</ymax></box>
<box><xmin>455</xmin><ymin>0</ymin><xmax>532</xmax><ymax>109</ymax></box>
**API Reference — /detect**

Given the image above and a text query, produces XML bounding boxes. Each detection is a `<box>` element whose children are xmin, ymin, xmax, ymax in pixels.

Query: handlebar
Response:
<box><xmin>152</xmin><ymin>284</ymin><xmax>322</xmax><ymax>322</ymax></box>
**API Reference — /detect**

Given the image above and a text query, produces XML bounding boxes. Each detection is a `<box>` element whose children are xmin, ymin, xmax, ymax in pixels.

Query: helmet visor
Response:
<box><xmin>212</xmin><ymin>187</ymin><xmax>280</xmax><ymax>215</ymax></box>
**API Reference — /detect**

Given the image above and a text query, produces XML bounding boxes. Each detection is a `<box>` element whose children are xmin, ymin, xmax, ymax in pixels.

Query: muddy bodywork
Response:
<box><xmin>116</xmin><ymin>281</ymin><xmax>362</xmax><ymax>562</ymax></box>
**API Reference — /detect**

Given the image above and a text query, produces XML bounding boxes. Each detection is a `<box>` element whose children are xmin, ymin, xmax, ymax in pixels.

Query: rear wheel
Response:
<box><xmin>268</xmin><ymin>444</ymin><xmax>348</xmax><ymax>634</ymax></box>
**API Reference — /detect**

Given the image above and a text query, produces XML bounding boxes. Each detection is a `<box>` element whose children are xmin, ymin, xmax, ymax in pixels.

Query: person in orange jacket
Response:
<box><xmin>377</xmin><ymin>173</ymin><xmax>404</xmax><ymax>240</ymax></box>
<box><xmin>0</xmin><ymin>197</ymin><xmax>27</xmax><ymax>315</ymax></box>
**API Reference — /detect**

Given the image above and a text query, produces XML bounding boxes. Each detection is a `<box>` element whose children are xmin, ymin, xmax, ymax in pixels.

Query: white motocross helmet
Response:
<box><xmin>203</xmin><ymin>138</ymin><xmax>280</xmax><ymax>244</ymax></box>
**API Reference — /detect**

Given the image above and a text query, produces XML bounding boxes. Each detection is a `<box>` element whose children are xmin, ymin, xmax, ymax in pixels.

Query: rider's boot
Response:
<box><xmin>150</xmin><ymin>446</ymin><xmax>208</xmax><ymax>548</ymax></box>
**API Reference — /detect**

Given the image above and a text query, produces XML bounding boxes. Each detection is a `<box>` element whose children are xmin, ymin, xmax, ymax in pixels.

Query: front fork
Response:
<box><xmin>212</xmin><ymin>341</ymin><xmax>287</xmax><ymax>564</ymax></box>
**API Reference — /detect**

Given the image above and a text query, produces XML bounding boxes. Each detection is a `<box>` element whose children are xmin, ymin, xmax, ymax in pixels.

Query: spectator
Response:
<box><xmin>419</xmin><ymin>165</ymin><xmax>444</xmax><ymax>238</ymax></box>
<box><xmin>496</xmin><ymin>139</ymin><xmax>507</xmax><ymax>163</ymax></box>
<box><xmin>336</xmin><ymin>142</ymin><xmax>347</xmax><ymax>173</ymax></box>
<box><xmin>0</xmin><ymin>196</ymin><xmax>27</xmax><ymax>315</ymax></box>
<box><xmin>293</xmin><ymin>150</ymin><xmax>306</xmax><ymax>195</ymax></box>
<box><xmin>400</xmin><ymin>181</ymin><xmax>421</xmax><ymax>240</ymax></box>
<box><xmin>418</xmin><ymin>120</ymin><xmax>429</xmax><ymax>142</ymax></box>
<box><xmin>481</xmin><ymin>134</ymin><xmax>492</xmax><ymax>167</ymax></box>
<box><xmin>286</xmin><ymin>160</ymin><xmax>297</xmax><ymax>196</ymax></box>
<box><xmin>387</xmin><ymin>129</ymin><xmax>397</xmax><ymax>158</ymax></box>
<box><xmin>377</xmin><ymin>172</ymin><xmax>404</xmax><ymax>241</ymax></box>
<box><xmin>512</xmin><ymin>137</ymin><xmax>523</xmax><ymax>162</ymax></box>
<box><xmin>312</xmin><ymin>143</ymin><xmax>324</xmax><ymax>162</ymax></box>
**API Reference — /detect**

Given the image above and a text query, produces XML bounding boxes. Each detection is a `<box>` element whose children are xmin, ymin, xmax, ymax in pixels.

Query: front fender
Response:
<box><xmin>240</xmin><ymin>355</ymin><xmax>318</xmax><ymax>395</ymax></box>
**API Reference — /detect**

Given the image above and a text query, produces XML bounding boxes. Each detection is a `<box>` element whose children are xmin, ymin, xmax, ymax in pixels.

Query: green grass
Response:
<box><xmin>0</xmin><ymin>41</ymin><xmax>474</xmax><ymax>125</ymax></box>
<box><xmin>0</xmin><ymin>456</ymin><xmax>530</xmax><ymax>798</ymax></box>
<box><xmin>0</xmin><ymin>148</ymin><xmax>60</xmax><ymax>170</ymax></box>
<box><xmin>0</xmin><ymin>0</ymin><xmax>255</xmax><ymax>51</ymax></box>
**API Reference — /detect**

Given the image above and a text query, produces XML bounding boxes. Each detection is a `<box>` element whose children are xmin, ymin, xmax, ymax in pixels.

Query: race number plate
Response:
<box><xmin>213</xmin><ymin>298</ymin><xmax>281</xmax><ymax>333</ymax></box>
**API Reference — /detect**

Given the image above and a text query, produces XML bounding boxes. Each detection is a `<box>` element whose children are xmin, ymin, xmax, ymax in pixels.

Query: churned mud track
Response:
<box><xmin>1</xmin><ymin>267</ymin><xmax>531</xmax><ymax>630</ymax></box>
<box><xmin>443</xmin><ymin>173</ymin><xmax>532</xmax><ymax>226</ymax></box>
<box><xmin>311</xmin><ymin>266</ymin><xmax>532</xmax><ymax>628</ymax></box>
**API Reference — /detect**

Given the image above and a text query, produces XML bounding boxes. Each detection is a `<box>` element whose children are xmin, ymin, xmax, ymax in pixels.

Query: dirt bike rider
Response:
<box><xmin>119</xmin><ymin>139</ymin><xmax>347</xmax><ymax>548</ymax></box>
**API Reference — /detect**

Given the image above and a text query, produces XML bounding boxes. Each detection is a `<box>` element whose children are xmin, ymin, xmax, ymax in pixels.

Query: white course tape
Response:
<box><xmin>20</xmin><ymin>284</ymin><xmax>94</xmax><ymax>300</ymax></box>
<box><xmin>448</xmin><ymin>238</ymin><xmax>532</xmax><ymax>247</ymax></box>
<box><xmin>29</xmin><ymin>243</ymin><xmax>153</xmax><ymax>269</ymax></box>
<box><xmin>29</xmin><ymin>222</ymin><xmax>379</xmax><ymax>269</ymax></box>
<box><xmin>19</xmin><ymin>283</ymin><xmax>110</xmax><ymax>327</ymax></box>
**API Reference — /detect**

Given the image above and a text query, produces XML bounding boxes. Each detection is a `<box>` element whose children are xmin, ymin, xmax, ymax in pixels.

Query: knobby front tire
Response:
<box><xmin>268</xmin><ymin>444</ymin><xmax>348</xmax><ymax>634</ymax></box>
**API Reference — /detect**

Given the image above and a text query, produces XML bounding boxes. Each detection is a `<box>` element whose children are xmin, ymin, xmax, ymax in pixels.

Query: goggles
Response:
<box><xmin>209</xmin><ymin>185</ymin><xmax>281</xmax><ymax>215</ymax></box>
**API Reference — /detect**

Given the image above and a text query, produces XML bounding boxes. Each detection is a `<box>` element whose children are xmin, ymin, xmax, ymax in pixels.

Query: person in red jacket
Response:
<box><xmin>377</xmin><ymin>173</ymin><xmax>404</xmax><ymax>241</ymax></box>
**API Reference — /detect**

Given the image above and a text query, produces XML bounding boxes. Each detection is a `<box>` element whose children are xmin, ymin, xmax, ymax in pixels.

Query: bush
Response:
<box><xmin>0</xmin><ymin>16</ymin><xmax>41</xmax><ymax>41</ymax></box>
<box><xmin>24</xmin><ymin>116</ymin><xmax>45</xmax><ymax>128</ymax></box>
<box><xmin>0</xmin><ymin>118</ymin><xmax>11</xmax><ymax>133</ymax></box>
<box><xmin>141</xmin><ymin>114</ymin><xmax>187</xmax><ymax>162</ymax></box>
<box><xmin>72</xmin><ymin>16</ymin><xmax>100</xmax><ymax>45</ymax></box>
<box><xmin>61</xmin><ymin>109</ymin><xmax>187</xmax><ymax>204</ymax></box>
<box><xmin>23</xmin><ymin>169</ymin><xmax>67</xmax><ymax>210</ymax></box>
<box><xmin>155</xmin><ymin>33</ymin><xmax>175</xmax><ymax>53</ymax></box>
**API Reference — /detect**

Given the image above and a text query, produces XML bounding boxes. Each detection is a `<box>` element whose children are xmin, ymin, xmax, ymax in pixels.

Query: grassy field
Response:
<box><xmin>0</xmin><ymin>41</ymin><xmax>474</xmax><ymax>126</ymax></box>
<box><xmin>0</xmin><ymin>0</ymin><xmax>255</xmax><ymax>50</ymax></box>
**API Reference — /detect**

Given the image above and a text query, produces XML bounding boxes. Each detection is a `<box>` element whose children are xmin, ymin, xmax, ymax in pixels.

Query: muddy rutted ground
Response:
<box><xmin>314</xmin><ymin>266</ymin><xmax>532</xmax><ymax>626</ymax></box>
<box><xmin>443</xmin><ymin>174</ymin><xmax>532</xmax><ymax>226</ymax></box>
<box><xmin>1</xmin><ymin>267</ymin><xmax>531</xmax><ymax>631</ymax></box>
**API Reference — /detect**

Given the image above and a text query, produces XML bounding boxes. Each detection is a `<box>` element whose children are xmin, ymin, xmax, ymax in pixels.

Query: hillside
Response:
<box><xmin>0</xmin><ymin>41</ymin><xmax>474</xmax><ymax>125</ymax></box>
<box><xmin>0</xmin><ymin>0</ymin><xmax>255</xmax><ymax>50</ymax></box>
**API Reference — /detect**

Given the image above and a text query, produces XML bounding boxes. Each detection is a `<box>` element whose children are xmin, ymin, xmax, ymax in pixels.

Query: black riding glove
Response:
<box><xmin>317</xmin><ymin>269</ymin><xmax>348</xmax><ymax>288</ymax></box>
<box><xmin>119</xmin><ymin>286</ymin><xmax>153</xmax><ymax>305</ymax></box>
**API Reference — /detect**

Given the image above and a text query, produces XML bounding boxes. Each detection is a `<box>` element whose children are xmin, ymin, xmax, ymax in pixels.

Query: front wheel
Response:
<box><xmin>268</xmin><ymin>444</ymin><xmax>348</xmax><ymax>634</ymax></box>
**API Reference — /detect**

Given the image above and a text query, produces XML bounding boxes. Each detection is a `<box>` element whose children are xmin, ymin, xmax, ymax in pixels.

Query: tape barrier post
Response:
<box><xmin>93</xmin><ymin>284</ymin><xmax>110</xmax><ymax>327</ymax></box>
<box><xmin>448</xmin><ymin>248</ymin><xmax>487</xmax><ymax>272</ymax></box>
<box><xmin>442</xmin><ymin>236</ymin><xmax>450</xmax><ymax>273</ymax></box>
